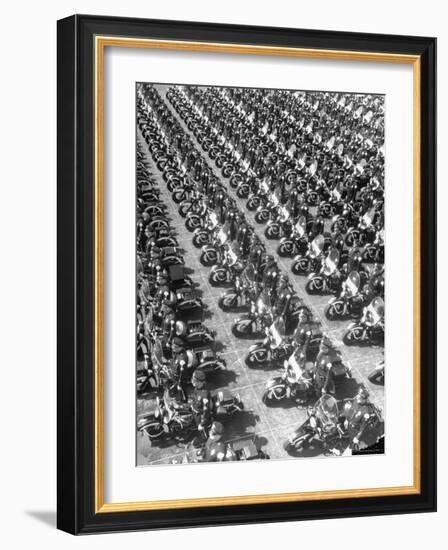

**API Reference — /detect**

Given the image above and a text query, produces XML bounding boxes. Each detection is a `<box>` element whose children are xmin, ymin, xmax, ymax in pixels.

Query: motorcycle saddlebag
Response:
<box><xmin>215</xmin><ymin>389</ymin><xmax>234</xmax><ymax>406</ymax></box>
<box><xmin>168</xmin><ymin>263</ymin><xmax>185</xmax><ymax>282</ymax></box>
<box><xmin>232</xmin><ymin>438</ymin><xmax>259</xmax><ymax>460</ymax></box>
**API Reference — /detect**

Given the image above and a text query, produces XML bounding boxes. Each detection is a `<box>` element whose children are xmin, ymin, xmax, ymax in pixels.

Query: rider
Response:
<box><xmin>342</xmin><ymin>387</ymin><xmax>377</xmax><ymax>449</ymax></box>
<box><xmin>199</xmin><ymin>421</ymin><xmax>232</xmax><ymax>462</ymax></box>
<box><xmin>190</xmin><ymin>369</ymin><xmax>212</xmax><ymax>441</ymax></box>
<box><xmin>313</xmin><ymin>335</ymin><xmax>340</xmax><ymax>395</ymax></box>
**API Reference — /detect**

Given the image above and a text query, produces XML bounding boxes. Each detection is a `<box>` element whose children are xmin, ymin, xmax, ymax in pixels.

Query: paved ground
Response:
<box><xmin>137</xmin><ymin>84</ymin><xmax>384</xmax><ymax>465</ymax></box>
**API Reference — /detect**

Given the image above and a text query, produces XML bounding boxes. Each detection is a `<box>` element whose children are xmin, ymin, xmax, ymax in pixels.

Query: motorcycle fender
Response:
<box><xmin>292</xmin><ymin>253</ymin><xmax>303</xmax><ymax>262</ymax></box>
<box><xmin>279</xmin><ymin>236</ymin><xmax>287</xmax><ymax>244</ymax></box>
<box><xmin>265</xmin><ymin>377</ymin><xmax>284</xmax><ymax>390</ymax></box>
<box><xmin>307</xmin><ymin>272</ymin><xmax>317</xmax><ymax>280</ymax></box>
<box><xmin>328</xmin><ymin>296</ymin><xmax>337</xmax><ymax>304</ymax></box>
<box><xmin>249</xmin><ymin>343</ymin><xmax>263</xmax><ymax>352</ymax></box>
<box><xmin>347</xmin><ymin>321</ymin><xmax>356</xmax><ymax>330</ymax></box>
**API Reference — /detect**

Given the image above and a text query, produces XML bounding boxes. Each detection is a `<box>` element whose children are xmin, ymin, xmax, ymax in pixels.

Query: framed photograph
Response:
<box><xmin>57</xmin><ymin>14</ymin><xmax>436</xmax><ymax>534</ymax></box>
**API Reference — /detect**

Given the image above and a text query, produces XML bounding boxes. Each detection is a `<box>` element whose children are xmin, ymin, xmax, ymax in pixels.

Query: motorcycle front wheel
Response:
<box><xmin>277</xmin><ymin>241</ymin><xmax>294</xmax><ymax>257</ymax></box>
<box><xmin>218</xmin><ymin>293</ymin><xmax>238</xmax><ymax>311</ymax></box>
<box><xmin>232</xmin><ymin>318</ymin><xmax>255</xmax><ymax>339</ymax></box>
<box><xmin>265</xmin><ymin>224</ymin><xmax>281</xmax><ymax>239</ymax></box>
<box><xmin>324</xmin><ymin>300</ymin><xmax>346</xmax><ymax>320</ymax></box>
<box><xmin>185</xmin><ymin>216</ymin><xmax>202</xmax><ymax>232</ymax></box>
<box><xmin>192</xmin><ymin>231</ymin><xmax>210</xmax><ymax>248</ymax></box>
<box><xmin>291</xmin><ymin>257</ymin><xmax>310</xmax><ymax>275</ymax></box>
<box><xmin>262</xmin><ymin>385</ymin><xmax>287</xmax><ymax>405</ymax></box>
<box><xmin>245</xmin><ymin>347</ymin><xmax>268</xmax><ymax>367</ymax></box>
<box><xmin>209</xmin><ymin>268</ymin><xmax>228</xmax><ymax>286</ymax></box>
<box><xmin>305</xmin><ymin>276</ymin><xmax>325</xmax><ymax>295</ymax></box>
<box><xmin>343</xmin><ymin>325</ymin><xmax>364</xmax><ymax>346</ymax></box>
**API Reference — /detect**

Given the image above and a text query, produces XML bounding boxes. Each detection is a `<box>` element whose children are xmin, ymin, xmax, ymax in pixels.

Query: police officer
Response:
<box><xmin>190</xmin><ymin>370</ymin><xmax>212</xmax><ymax>442</ymax></box>
<box><xmin>200</xmin><ymin>421</ymin><xmax>231</xmax><ymax>462</ymax></box>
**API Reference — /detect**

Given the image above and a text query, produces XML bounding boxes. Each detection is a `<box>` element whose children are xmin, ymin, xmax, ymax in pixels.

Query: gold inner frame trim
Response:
<box><xmin>94</xmin><ymin>35</ymin><xmax>421</xmax><ymax>513</ymax></box>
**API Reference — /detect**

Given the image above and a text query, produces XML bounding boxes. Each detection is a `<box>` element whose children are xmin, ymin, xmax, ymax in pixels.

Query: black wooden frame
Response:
<box><xmin>57</xmin><ymin>14</ymin><xmax>437</xmax><ymax>534</ymax></box>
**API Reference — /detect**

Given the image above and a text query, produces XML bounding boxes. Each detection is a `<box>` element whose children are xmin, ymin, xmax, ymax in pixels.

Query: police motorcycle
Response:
<box><xmin>343</xmin><ymin>296</ymin><xmax>384</xmax><ymax>346</ymax></box>
<box><xmin>291</xmin><ymin>233</ymin><xmax>326</xmax><ymax>276</ymax></box>
<box><xmin>262</xmin><ymin>347</ymin><xmax>315</xmax><ymax>405</ymax></box>
<box><xmin>324</xmin><ymin>271</ymin><xmax>367</xmax><ymax>321</ymax></box>
<box><xmin>217</xmin><ymin>261</ymin><xmax>259</xmax><ymax>312</ymax></box>
<box><xmin>277</xmin><ymin>215</ymin><xmax>309</xmax><ymax>258</ymax></box>
<box><xmin>163</xmin><ymin>310</ymin><xmax>216</xmax><ymax>348</ymax></box>
<box><xmin>254</xmin><ymin>187</ymin><xmax>283</xmax><ymax>225</ymax></box>
<box><xmin>283</xmin><ymin>394</ymin><xmax>345</xmax><ymax>454</ymax></box>
<box><xmin>305</xmin><ymin>247</ymin><xmax>342</xmax><ymax>295</ymax></box>
<box><xmin>191</xmin><ymin>209</ymin><xmax>219</xmax><ymax>248</ymax></box>
<box><xmin>143</xmin><ymin>226</ymin><xmax>178</xmax><ymax>250</ymax></box>
<box><xmin>245</xmin><ymin>317</ymin><xmax>291</xmax><ymax>368</ymax></box>
<box><xmin>232</xmin><ymin>288</ymin><xmax>274</xmax><ymax>339</ymax></box>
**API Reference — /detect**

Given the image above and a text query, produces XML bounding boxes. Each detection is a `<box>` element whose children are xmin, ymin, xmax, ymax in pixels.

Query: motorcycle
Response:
<box><xmin>291</xmin><ymin>234</ymin><xmax>325</xmax><ymax>276</ymax></box>
<box><xmin>232</xmin><ymin>289</ymin><xmax>273</xmax><ymax>339</ymax></box>
<box><xmin>305</xmin><ymin>247</ymin><xmax>342</xmax><ymax>295</ymax></box>
<box><xmin>245</xmin><ymin>318</ymin><xmax>291</xmax><ymax>368</ymax></box>
<box><xmin>324</xmin><ymin>271</ymin><xmax>367</xmax><ymax>320</ymax></box>
<box><xmin>212</xmin><ymin>388</ymin><xmax>245</xmax><ymax>421</ymax></box>
<box><xmin>343</xmin><ymin>296</ymin><xmax>385</xmax><ymax>346</ymax></box>
<box><xmin>262</xmin><ymin>348</ymin><xmax>314</xmax><ymax>404</ymax></box>
<box><xmin>199</xmin><ymin>224</ymin><xmax>229</xmax><ymax>267</ymax></box>
<box><xmin>277</xmin><ymin>215</ymin><xmax>308</xmax><ymax>258</ymax></box>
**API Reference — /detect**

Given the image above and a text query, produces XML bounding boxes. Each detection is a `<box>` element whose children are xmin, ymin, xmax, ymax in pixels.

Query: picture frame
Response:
<box><xmin>57</xmin><ymin>14</ymin><xmax>436</xmax><ymax>534</ymax></box>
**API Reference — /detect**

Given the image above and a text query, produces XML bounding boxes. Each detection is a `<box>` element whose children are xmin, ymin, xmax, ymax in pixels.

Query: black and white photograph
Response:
<box><xmin>136</xmin><ymin>83</ymin><xmax>385</xmax><ymax>465</ymax></box>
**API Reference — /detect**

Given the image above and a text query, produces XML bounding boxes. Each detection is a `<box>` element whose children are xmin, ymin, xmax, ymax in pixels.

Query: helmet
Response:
<box><xmin>356</xmin><ymin>387</ymin><xmax>369</xmax><ymax>403</ymax></box>
<box><xmin>191</xmin><ymin>369</ymin><xmax>206</xmax><ymax>387</ymax></box>
<box><xmin>209</xmin><ymin>421</ymin><xmax>224</xmax><ymax>440</ymax></box>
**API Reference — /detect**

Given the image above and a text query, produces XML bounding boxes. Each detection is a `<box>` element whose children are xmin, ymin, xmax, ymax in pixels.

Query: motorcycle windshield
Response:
<box><xmin>257</xmin><ymin>289</ymin><xmax>272</xmax><ymax>315</ymax></box>
<box><xmin>310</xmin><ymin>234</ymin><xmax>324</xmax><ymax>257</ymax></box>
<box><xmin>316</xmin><ymin>394</ymin><xmax>340</xmax><ymax>429</ymax></box>
<box><xmin>269</xmin><ymin>318</ymin><xmax>286</xmax><ymax>346</ymax></box>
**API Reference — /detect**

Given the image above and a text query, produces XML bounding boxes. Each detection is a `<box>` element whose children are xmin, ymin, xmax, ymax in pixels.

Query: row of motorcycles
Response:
<box><xmin>137</xmin><ymin>83</ymin><xmax>383</xmax><ymax>455</ymax></box>
<box><xmin>136</xmin><ymin>140</ymin><xmax>247</xmax><ymax>448</ymax></box>
<box><xmin>166</xmin><ymin>85</ymin><xmax>385</xmax><ymax>351</ymax></box>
